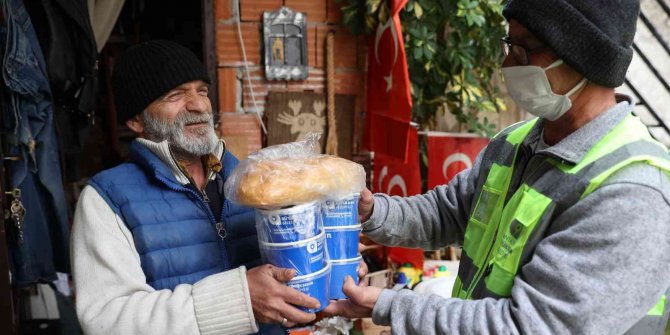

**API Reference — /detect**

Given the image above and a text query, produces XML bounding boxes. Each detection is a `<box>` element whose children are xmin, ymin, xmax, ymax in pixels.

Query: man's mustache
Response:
<box><xmin>174</xmin><ymin>111</ymin><xmax>213</xmax><ymax>127</ymax></box>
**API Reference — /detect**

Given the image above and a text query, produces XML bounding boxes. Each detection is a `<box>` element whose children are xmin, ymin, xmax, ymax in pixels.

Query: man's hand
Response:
<box><xmin>359</xmin><ymin>188</ymin><xmax>374</xmax><ymax>222</ymax></box>
<box><xmin>322</xmin><ymin>276</ymin><xmax>382</xmax><ymax>319</ymax></box>
<box><xmin>246</xmin><ymin>264</ymin><xmax>321</xmax><ymax>327</ymax></box>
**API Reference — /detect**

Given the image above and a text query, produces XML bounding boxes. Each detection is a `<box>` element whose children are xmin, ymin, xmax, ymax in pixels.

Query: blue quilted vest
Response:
<box><xmin>89</xmin><ymin>141</ymin><xmax>263</xmax><ymax>290</ymax></box>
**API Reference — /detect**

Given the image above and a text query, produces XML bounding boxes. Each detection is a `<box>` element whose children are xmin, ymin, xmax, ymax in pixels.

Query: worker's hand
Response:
<box><xmin>246</xmin><ymin>264</ymin><xmax>320</xmax><ymax>327</ymax></box>
<box><xmin>358</xmin><ymin>258</ymin><xmax>369</xmax><ymax>284</ymax></box>
<box><xmin>358</xmin><ymin>188</ymin><xmax>374</xmax><ymax>222</ymax></box>
<box><xmin>322</xmin><ymin>276</ymin><xmax>382</xmax><ymax>319</ymax></box>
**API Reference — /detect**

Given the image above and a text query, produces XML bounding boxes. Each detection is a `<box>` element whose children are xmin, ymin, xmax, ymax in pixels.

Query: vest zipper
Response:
<box><xmin>168</xmin><ymin>150</ymin><xmax>225</xmax><ymax>239</ymax></box>
<box><xmin>215</xmin><ymin>222</ymin><xmax>226</xmax><ymax>240</ymax></box>
<box><xmin>465</xmin><ymin>229</ymin><xmax>499</xmax><ymax>298</ymax></box>
<box><xmin>154</xmin><ymin>174</ymin><xmax>231</xmax><ymax>270</ymax></box>
<box><xmin>219</xmin><ymin>175</ymin><xmax>232</xmax><ymax>266</ymax></box>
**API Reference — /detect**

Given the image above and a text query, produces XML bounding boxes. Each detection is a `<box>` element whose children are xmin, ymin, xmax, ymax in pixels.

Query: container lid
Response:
<box><xmin>324</xmin><ymin>224</ymin><xmax>362</xmax><ymax>231</ymax></box>
<box><xmin>329</xmin><ymin>255</ymin><xmax>363</xmax><ymax>264</ymax></box>
<box><xmin>256</xmin><ymin>201</ymin><xmax>319</xmax><ymax>215</ymax></box>
<box><xmin>260</xmin><ymin>230</ymin><xmax>325</xmax><ymax>248</ymax></box>
<box><xmin>290</xmin><ymin>262</ymin><xmax>331</xmax><ymax>281</ymax></box>
<box><xmin>323</xmin><ymin>192</ymin><xmax>361</xmax><ymax>202</ymax></box>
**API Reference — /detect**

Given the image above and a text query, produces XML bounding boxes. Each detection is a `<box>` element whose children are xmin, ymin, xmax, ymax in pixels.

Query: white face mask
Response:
<box><xmin>502</xmin><ymin>60</ymin><xmax>587</xmax><ymax>121</ymax></box>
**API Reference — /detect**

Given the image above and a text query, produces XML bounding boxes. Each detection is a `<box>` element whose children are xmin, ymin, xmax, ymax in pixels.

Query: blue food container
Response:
<box><xmin>256</xmin><ymin>202</ymin><xmax>322</xmax><ymax>243</ymax></box>
<box><xmin>287</xmin><ymin>262</ymin><xmax>331</xmax><ymax>313</ymax></box>
<box><xmin>325</xmin><ymin>224</ymin><xmax>361</xmax><ymax>260</ymax></box>
<box><xmin>329</xmin><ymin>256</ymin><xmax>362</xmax><ymax>300</ymax></box>
<box><xmin>259</xmin><ymin>231</ymin><xmax>327</xmax><ymax>276</ymax></box>
<box><xmin>321</xmin><ymin>193</ymin><xmax>360</xmax><ymax>227</ymax></box>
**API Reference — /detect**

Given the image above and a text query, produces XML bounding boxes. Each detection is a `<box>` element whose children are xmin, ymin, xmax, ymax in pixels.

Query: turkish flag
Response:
<box><xmin>427</xmin><ymin>133</ymin><xmax>489</xmax><ymax>189</ymax></box>
<box><xmin>373</xmin><ymin>127</ymin><xmax>423</xmax><ymax>268</ymax></box>
<box><xmin>366</xmin><ymin>0</ymin><xmax>412</xmax><ymax>162</ymax></box>
<box><xmin>373</xmin><ymin>127</ymin><xmax>420</xmax><ymax>196</ymax></box>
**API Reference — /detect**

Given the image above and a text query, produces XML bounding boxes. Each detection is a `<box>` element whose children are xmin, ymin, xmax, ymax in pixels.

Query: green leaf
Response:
<box><xmin>424</xmin><ymin>46</ymin><xmax>434</xmax><ymax>60</ymax></box>
<box><xmin>413</xmin><ymin>47</ymin><xmax>423</xmax><ymax>59</ymax></box>
<box><xmin>367</xmin><ymin>0</ymin><xmax>383</xmax><ymax>14</ymax></box>
<box><xmin>472</xmin><ymin>14</ymin><xmax>486</xmax><ymax>27</ymax></box>
<box><xmin>424</xmin><ymin>60</ymin><xmax>432</xmax><ymax>71</ymax></box>
<box><xmin>480</xmin><ymin>100</ymin><xmax>496</xmax><ymax>112</ymax></box>
<box><xmin>414</xmin><ymin>2</ymin><xmax>424</xmax><ymax>18</ymax></box>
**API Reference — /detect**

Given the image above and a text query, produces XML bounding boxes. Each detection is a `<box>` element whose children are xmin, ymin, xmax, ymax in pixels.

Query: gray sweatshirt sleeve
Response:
<box><xmin>368</xmin><ymin>165</ymin><xmax>670</xmax><ymax>335</ymax></box>
<box><xmin>362</xmin><ymin>150</ymin><xmax>484</xmax><ymax>250</ymax></box>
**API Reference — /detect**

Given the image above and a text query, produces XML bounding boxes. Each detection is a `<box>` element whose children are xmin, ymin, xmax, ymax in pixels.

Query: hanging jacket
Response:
<box><xmin>1</xmin><ymin>0</ymin><xmax>71</xmax><ymax>286</ymax></box>
<box><xmin>24</xmin><ymin>0</ymin><xmax>99</xmax><ymax>182</ymax></box>
<box><xmin>25</xmin><ymin>0</ymin><xmax>98</xmax><ymax>115</ymax></box>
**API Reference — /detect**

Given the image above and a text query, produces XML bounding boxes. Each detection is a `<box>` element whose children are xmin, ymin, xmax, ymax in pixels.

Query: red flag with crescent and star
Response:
<box><xmin>426</xmin><ymin>133</ymin><xmax>489</xmax><ymax>189</ymax></box>
<box><xmin>373</xmin><ymin>127</ymin><xmax>421</xmax><ymax>196</ymax></box>
<box><xmin>373</xmin><ymin>127</ymin><xmax>423</xmax><ymax>268</ymax></box>
<box><xmin>365</xmin><ymin>0</ymin><xmax>412</xmax><ymax>162</ymax></box>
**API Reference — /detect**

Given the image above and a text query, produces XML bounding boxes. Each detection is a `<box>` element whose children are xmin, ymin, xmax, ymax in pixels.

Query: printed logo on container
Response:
<box><xmin>290</xmin><ymin>281</ymin><xmax>314</xmax><ymax>291</ymax></box>
<box><xmin>307</xmin><ymin>241</ymin><xmax>318</xmax><ymax>254</ymax></box>
<box><xmin>323</xmin><ymin>199</ymin><xmax>355</xmax><ymax>212</ymax></box>
<box><xmin>269</xmin><ymin>215</ymin><xmax>281</xmax><ymax>226</ymax></box>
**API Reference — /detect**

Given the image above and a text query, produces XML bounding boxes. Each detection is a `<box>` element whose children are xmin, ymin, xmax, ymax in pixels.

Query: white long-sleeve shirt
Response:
<box><xmin>71</xmin><ymin>139</ymin><xmax>258</xmax><ymax>335</ymax></box>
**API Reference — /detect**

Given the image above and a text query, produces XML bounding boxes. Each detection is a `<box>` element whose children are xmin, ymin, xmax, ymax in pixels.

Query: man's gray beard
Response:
<box><xmin>141</xmin><ymin>110</ymin><xmax>219</xmax><ymax>159</ymax></box>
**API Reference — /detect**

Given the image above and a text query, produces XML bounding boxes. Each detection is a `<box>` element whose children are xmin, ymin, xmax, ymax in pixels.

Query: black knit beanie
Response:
<box><xmin>503</xmin><ymin>0</ymin><xmax>639</xmax><ymax>88</ymax></box>
<box><xmin>112</xmin><ymin>40</ymin><xmax>211</xmax><ymax>123</ymax></box>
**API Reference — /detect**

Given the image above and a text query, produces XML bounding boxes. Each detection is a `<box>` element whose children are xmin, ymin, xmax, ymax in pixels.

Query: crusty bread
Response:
<box><xmin>236</xmin><ymin>155</ymin><xmax>365</xmax><ymax>208</ymax></box>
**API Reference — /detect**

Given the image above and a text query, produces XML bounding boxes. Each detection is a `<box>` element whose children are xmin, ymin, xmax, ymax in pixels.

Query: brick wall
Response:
<box><xmin>213</xmin><ymin>0</ymin><xmax>366</xmax><ymax>157</ymax></box>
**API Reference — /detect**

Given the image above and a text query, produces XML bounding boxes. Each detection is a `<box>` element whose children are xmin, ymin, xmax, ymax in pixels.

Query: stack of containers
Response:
<box><xmin>321</xmin><ymin>193</ymin><xmax>363</xmax><ymax>299</ymax></box>
<box><xmin>255</xmin><ymin>202</ymin><xmax>331</xmax><ymax>312</ymax></box>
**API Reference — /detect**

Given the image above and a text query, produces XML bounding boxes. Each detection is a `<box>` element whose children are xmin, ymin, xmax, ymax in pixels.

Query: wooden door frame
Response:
<box><xmin>202</xmin><ymin>0</ymin><xmax>219</xmax><ymax>117</ymax></box>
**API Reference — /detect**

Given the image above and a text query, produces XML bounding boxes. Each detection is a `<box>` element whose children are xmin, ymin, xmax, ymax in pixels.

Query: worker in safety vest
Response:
<box><xmin>324</xmin><ymin>0</ymin><xmax>670</xmax><ymax>334</ymax></box>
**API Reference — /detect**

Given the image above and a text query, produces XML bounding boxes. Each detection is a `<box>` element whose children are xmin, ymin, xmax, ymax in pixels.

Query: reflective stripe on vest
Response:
<box><xmin>452</xmin><ymin>114</ymin><xmax>670</xmax><ymax>333</ymax></box>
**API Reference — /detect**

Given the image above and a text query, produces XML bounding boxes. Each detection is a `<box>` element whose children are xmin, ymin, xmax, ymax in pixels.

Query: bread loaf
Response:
<box><xmin>236</xmin><ymin>155</ymin><xmax>365</xmax><ymax>208</ymax></box>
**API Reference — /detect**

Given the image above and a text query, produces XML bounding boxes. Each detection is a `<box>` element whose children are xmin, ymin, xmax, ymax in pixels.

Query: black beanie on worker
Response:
<box><xmin>503</xmin><ymin>0</ymin><xmax>639</xmax><ymax>88</ymax></box>
<box><xmin>112</xmin><ymin>40</ymin><xmax>210</xmax><ymax>123</ymax></box>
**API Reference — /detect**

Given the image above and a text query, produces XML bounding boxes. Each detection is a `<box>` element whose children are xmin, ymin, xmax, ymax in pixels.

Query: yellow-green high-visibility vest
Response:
<box><xmin>452</xmin><ymin>114</ymin><xmax>670</xmax><ymax>334</ymax></box>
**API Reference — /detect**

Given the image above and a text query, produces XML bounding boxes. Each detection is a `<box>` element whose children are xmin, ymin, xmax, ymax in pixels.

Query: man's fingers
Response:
<box><xmin>271</xmin><ymin>267</ymin><xmax>296</xmax><ymax>283</ymax></box>
<box><xmin>273</xmin><ymin>312</ymin><xmax>297</xmax><ymax>328</ymax></box>
<box><xmin>358</xmin><ymin>188</ymin><xmax>374</xmax><ymax>222</ymax></box>
<box><xmin>282</xmin><ymin>286</ymin><xmax>321</xmax><ymax>310</ymax></box>
<box><xmin>322</xmin><ymin>300</ymin><xmax>348</xmax><ymax>316</ymax></box>
<box><xmin>360</xmin><ymin>188</ymin><xmax>373</xmax><ymax>205</ymax></box>
<box><xmin>341</xmin><ymin>276</ymin><xmax>364</xmax><ymax>304</ymax></box>
<box><xmin>277</xmin><ymin>302</ymin><xmax>317</xmax><ymax>324</ymax></box>
<box><xmin>358</xmin><ymin>260</ymin><xmax>369</xmax><ymax>278</ymax></box>
<box><xmin>322</xmin><ymin>300</ymin><xmax>370</xmax><ymax>319</ymax></box>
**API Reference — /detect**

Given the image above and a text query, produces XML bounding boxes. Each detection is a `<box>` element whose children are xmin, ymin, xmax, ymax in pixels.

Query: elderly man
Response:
<box><xmin>71</xmin><ymin>40</ymin><xmax>319</xmax><ymax>335</ymax></box>
<box><xmin>326</xmin><ymin>1</ymin><xmax>670</xmax><ymax>334</ymax></box>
